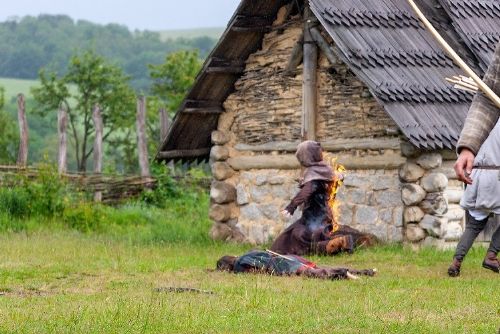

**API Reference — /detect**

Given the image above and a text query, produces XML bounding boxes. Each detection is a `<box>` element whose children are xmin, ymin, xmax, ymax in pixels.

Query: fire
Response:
<box><xmin>323</xmin><ymin>153</ymin><xmax>346</xmax><ymax>233</ymax></box>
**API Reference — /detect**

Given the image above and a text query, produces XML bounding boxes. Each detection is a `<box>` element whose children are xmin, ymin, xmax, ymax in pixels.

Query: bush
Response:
<box><xmin>0</xmin><ymin>187</ymin><xmax>32</xmax><ymax>218</ymax></box>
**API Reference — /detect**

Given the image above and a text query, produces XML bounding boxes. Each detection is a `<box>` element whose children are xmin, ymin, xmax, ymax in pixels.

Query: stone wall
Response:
<box><xmin>336</xmin><ymin>169</ymin><xmax>403</xmax><ymax>241</ymax></box>
<box><xmin>399</xmin><ymin>145</ymin><xmax>465</xmax><ymax>247</ymax></box>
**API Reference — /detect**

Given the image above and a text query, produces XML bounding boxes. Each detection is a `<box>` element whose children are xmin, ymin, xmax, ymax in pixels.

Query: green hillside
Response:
<box><xmin>159</xmin><ymin>27</ymin><xmax>224</xmax><ymax>41</ymax></box>
<box><xmin>0</xmin><ymin>77</ymin><xmax>40</xmax><ymax>101</ymax></box>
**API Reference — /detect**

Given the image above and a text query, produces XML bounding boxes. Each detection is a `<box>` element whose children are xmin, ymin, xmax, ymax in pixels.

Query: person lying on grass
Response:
<box><xmin>216</xmin><ymin>250</ymin><xmax>376</xmax><ymax>280</ymax></box>
<box><xmin>270</xmin><ymin>141</ymin><xmax>377</xmax><ymax>256</ymax></box>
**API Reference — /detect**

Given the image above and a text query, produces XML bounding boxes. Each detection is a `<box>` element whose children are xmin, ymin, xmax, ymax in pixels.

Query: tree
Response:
<box><xmin>32</xmin><ymin>50</ymin><xmax>135</xmax><ymax>171</ymax></box>
<box><xmin>0</xmin><ymin>87</ymin><xmax>17</xmax><ymax>163</ymax></box>
<box><xmin>149</xmin><ymin>50</ymin><xmax>202</xmax><ymax>113</ymax></box>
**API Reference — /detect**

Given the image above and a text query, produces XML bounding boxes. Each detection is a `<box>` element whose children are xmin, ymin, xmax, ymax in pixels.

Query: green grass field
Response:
<box><xmin>0</xmin><ymin>229</ymin><xmax>498</xmax><ymax>333</ymax></box>
<box><xmin>158</xmin><ymin>27</ymin><xmax>224</xmax><ymax>41</ymax></box>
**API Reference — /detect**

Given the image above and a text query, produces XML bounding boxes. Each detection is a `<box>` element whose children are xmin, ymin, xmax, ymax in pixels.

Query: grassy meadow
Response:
<box><xmin>0</xmin><ymin>170</ymin><xmax>498</xmax><ymax>333</ymax></box>
<box><xmin>0</xmin><ymin>232</ymin><xmax>498</xmax><ymax>333</ymax></box>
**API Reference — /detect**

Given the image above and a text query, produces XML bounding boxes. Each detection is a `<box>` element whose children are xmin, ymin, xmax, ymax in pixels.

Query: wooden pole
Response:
<box><xmin>302</xmin><ymin>5</ymin><xmax>318</xmax><ymax>140</ymax></box>
<box><xmin>159</xmin><ymin>107</ymin><xmax>169</xmax><ymax>141</ymax></box>
<box><xmin>407</xmin><ymin>0</ymin><xmax>500</xmax><ymax>109</ymax></box>
<box><xmin>92</xmin><ymin>104</ymin><xmax>103</xmax><ymax>202</ymax></box>
<box><xmin>16</xmin><ymin>94</ymin><xmax>28</xmax><ymax>167</ymax></box>
<box><xmin>57</xmin><ymin>105</ymin><xmax>68</xmax><ymax>174</ymax></box>
<box><xmin>136</xmin><ymin>96</ymin><xmax>150</xmax><ymax>177</ymax></box>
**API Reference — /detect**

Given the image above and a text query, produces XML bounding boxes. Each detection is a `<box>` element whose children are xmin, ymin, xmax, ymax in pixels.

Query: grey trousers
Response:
<box><xmin>453</xmin><ymin>212</ymin><xmax>500</xmax><ymax>261</ymax></box>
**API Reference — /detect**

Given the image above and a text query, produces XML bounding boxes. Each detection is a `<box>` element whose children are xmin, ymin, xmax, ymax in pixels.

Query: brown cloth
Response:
<box><xmin>296</xmin><ymin>141</ymin><xmax>333</xmax><ymax>186</ymax></box>
<box><xmin>271</xmin><ymin>141</ymin><xmax>376</xmax><ymax>256</ymax></box>
<box><xmin>457</xmin><ymin>42</ymin><xmax>500</xmax><ymax>155</ymax></box>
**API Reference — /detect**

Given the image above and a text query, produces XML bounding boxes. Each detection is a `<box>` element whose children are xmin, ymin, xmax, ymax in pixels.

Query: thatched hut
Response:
<box><xmin>157</xmin><ymin>0</ymin><xmax>500</xmax><ymax>246</ymax></box>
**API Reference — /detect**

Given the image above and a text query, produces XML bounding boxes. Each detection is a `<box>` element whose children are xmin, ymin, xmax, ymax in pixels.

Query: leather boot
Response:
<box><xmin>482</xmin><ymin>251</ymin><xmax>500</xmax><ymax>273</ymax></box>
<box><xmin>447</xmin><ymin>258</ymin><xmax>462</xmax><ymax>277</ymax></box>
<box><xmin>326</xmin><ymin>235</ymin><xmax>354</xmax><ymax>254</ymax></box>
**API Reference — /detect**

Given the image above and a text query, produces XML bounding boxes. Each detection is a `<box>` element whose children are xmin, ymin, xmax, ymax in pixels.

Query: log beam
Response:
<box><xmin>227</xmin><ymin>151</ymin><xmax>406</xmax><ymax>170</ymax></box>
<box><xmin>302</xmin><ymin>6</ymin><xmax>318</xmax><ymax>140</ymax></box>
<box><xmin>309</xmin><ymin>26</ymin><xmax>339</xmax><ymax>65</ymax></box>
<box><xmin>234</xmin><ymin>137</ymin><xmax>401</xmax><ymax>152</ymax></box>
<box><xmin>158</xmin><ymin>148</ymin><xmax>211</xmax><ymax>159</ymax></box>
<box><xmin>182</xmin><ymin>107</ymin><xmax>224</xmax><ymax>115</ymax></box>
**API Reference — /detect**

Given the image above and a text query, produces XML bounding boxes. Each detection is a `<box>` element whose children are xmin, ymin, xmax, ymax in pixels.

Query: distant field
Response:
<box><xmin>0</xmin><ymin>77</ymin><xmax>39</xmax><ymax>101</ymax></box>
<box><xmin>159</xmin><ymin>27</ymin><xmax>224</xmax><ymax>40</ymax></box>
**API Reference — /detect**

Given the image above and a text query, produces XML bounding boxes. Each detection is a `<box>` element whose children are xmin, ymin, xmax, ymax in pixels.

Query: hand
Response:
<box><xmin>281</xmin><ymin>209</ymin><xmax>292</xmax><ymax>219</ymax></box>
<box><xmin>454</xmin><ymin>148</ymin><xmax>475</xmax><ymax>185</ymax></box>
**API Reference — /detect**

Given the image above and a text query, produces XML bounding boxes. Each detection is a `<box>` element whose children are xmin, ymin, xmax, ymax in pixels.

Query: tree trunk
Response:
<box><xmin>57</xmin><ymin>106</ymin><xmax>68</xmax><ymax>174</ymax></box>
<box><xmin>136</xmin><ymin>96</ymin><xmax>150</xmax><ymax>177</ymax></box>
<box><xmin>16</xmin><ymin>94</ymin><xmax>29</xmax><ymax>167</ymax></box>
<box><xmin>92</xmin><ymin>104</ymin><xmax>103</xmax><ymax>202</ymax></box>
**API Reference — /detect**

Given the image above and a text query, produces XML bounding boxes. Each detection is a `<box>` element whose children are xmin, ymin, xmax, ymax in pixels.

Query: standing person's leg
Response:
<box><xmin>482</xmin><ymin>217</ymin><xmax>500</xmax><ymax>273</ymax></box>
<box><xmin>448</xmin><ymin>210</ymin><xmax>489</xmax><ymax>277</ymax></box>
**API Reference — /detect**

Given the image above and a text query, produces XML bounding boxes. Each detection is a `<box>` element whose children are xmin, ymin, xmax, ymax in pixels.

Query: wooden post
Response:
<box><xmin>57</xmin><ymin>105</ymin><xmax>68</xmax><ymax>174</ymax></box>
<box><xmin>159</xmin><ymin>107</ymin><xmax>169</xmax><ymax>141</ymax></box>
<box><xmin>137</xmin><ymin>96</ymin><xmax>150</xmax><ymax>177</ymax></box>
<box><xmin>92</xmin><ymin>104</ymin><xmax>103</xmax><ymax>202</ymax></box>
<box><xmin>16</xmin><ymin>94</ymin><xmax>28</xmax><ymax>167</ymax></box>
<box><xmin>302</xmin><ymin>5</ymin><xmax>318</xmax><ymax>141</ymax></box>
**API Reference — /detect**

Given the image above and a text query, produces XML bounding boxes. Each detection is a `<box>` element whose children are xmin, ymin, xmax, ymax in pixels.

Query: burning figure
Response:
<box><xmin>270</xmin><ymin>141</ymin><xmax>376</xmax><ymax>256</ymax></box>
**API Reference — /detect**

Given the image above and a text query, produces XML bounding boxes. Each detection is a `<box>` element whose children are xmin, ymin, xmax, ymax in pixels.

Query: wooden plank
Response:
<box><xmin>182</xmin><ymin>107</ymin><xmax>224</xmax><ymax>115</ymax></box>
<box><xmin>205</xmin><ymin>66</ymin><xmax>244</xmax><ymax>74</ymax></box>
<box><xmin>136</xmin><ymin>96</ymin><xmax>150</xmax><ymax>177</ymax></box>
<box><xmin>92</xmin><ymin>104</ymin><xmax>104</xmax><ymax>202</ymax></box>
<box><xmin>228</xmin><ymin>151</ymin><xmax>406</xmax><ymax>170</ymax></box>
<box><xmin>285</xmin><ymin>32</ymin><xmax>304</xmax><ymax>76</ymax></box>
<box><xmin>184</xmin><ymin>99</ymin><xmax>221</xmax><ymax>108</ymax></box>
<box><xmin>234</xmin><ymin>137</ymin><xmax>401</xmax><ymax>152</ymax></box>
<box><xmin>57</xmin><ymin>106</ymin><xmax>68</xmax><ymax>174</ymax></box>
<box><xmin>302</xmin><ymin>6</ymin><xmax>318</xmax><ymax>141</ymax></box>
<box><xmin>159</xmin><ymin>107</ymin><xmax>169</xmax><ymax>142</ymax></box>
<box><xmin>16</xmin><ymin>94</ymin><xmax>28</xmax><ymax>167</ymax></box>
<box><xmin>158</xmin><ymin>148</ymin><xmax>211</xmax><ymax>159</ymax></box>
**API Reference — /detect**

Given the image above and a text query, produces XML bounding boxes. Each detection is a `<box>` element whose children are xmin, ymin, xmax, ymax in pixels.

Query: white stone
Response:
<box><xmin>404</xmin><ymin>206</ymin><xmax>425</xmax><ymax>223</ymax></box>
<box><xmin>399</xmin><ymin>163</ymin><xmax>425</xmax><ymax>182</ymax></box>
<box><xmin>421</xmin><ymin>236</ymin><xmax>446</xmax><ymax>248</ymax></box>
<box><xmin>347</xmin><ymin>189</ymin><xmax>367</xmax><ymax>204</ymax></box>
<box><xmin>372</xmin><ymin>175</ymin><xmax>399</xmax><ymax>190</ymax></box>
<box><xmin>393</xmin><ymin>207</ymin><xmax>404</xmax><ymax>227</ymax></box>
<box><xmin>236</xmin><ymin>184</ymin><xmax>250</xmax><ymax>205</ymax></box>
<box><xmin>444</xmin><ymin>188</ymin><xmax>464</xmax><ymax>204</ymax></box>
<box><xmin>374</xmin><ymin>190</ymin><xmax>402</xmax><ymax>207</ymax></box>
<box><xmin>419</xmin><ymin>193</ymin><xmax>448</xmax><ymax>216</ymax></box>
<box><xmin>419</xmin><ymin>214</ymin><xmax>446</xmax><ymax>237</ymax></box>
<box><xmin>443</xmin><ymin>221</ymin><xmax>463</xmax><ymax>241</ymax></box>
<box><xmin>421</xmin><ymin>173</ymin><xmax>448</xmax><ymax>192</ymax></box>
<box><xmin>406</xmin><ymin>224</ymin><xmax>426</xmax><ymax>242</ymax></box>
<box><xmin>445</xmin><ymin>204</ymin><xmax>465</xmax><ymax>221</ymax></box>
<box><xmin>239</xmin><ymin>203</ymin><xmax>264</xmax><ymax>221</ymax></box>
<box><xmin>255</xmin><ymin>174</ymin><xmax>268</xmax><ymax>186</ymax></box>
<box><xmin>416</xmin><ymin>153</ymin><xmax>442</xmax><ymax>169</ymax></box>
<box><xmin>388</xmin><ymin>226</ymin><xmax>403</xmax><ymax>242</ymax></box>
<box><xmin>401</xmin><ymin>184</ymin><xmax>426</xmax><ymax>206</ymax></box>
<box><xmin>355</xmin><ymin>205</ymin><xmax>378</xmax><ymax>225</ymax></box>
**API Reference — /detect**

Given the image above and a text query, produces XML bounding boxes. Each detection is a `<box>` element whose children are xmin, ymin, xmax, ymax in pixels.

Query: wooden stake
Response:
<box><xmin>57</xmin><ymin>105</ymin><xmax>68</xmax><ymax>174</ymax></box>
<box><xmin>92</xmin><ymin>104</ymin><xmax>103</xmax><ymax>202</ymax></box>
<box><xmin>407</xmin><ymin>0</ymin><xmax>500</xmax><ymax>109</ymax></box>
<box><xmin>16</xmin><ymin>94</ymin><xmax>28</xmax><ymax>167</ymax></box>
<box><xmin>302</xmin><ymin>5</ymin><xmax>318</xmax><ymax>140</ymax></box>
<box><xmin>136</xmin><ymin>96</ymin><xmax>150</xmax><ymax>177</ymax></box>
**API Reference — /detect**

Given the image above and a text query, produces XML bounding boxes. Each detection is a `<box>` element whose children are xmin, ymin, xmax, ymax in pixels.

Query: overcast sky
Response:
<box><xmin>0</xmin><ymin>0</ymin><xmax>241</xmax><ymax>31</ymax></box>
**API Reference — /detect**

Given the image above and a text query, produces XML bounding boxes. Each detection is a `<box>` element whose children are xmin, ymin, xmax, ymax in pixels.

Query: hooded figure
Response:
<box><xmin>270</xmin><ymin>141</ymin><xmax>376</xmax><ymax>256</ymax></box>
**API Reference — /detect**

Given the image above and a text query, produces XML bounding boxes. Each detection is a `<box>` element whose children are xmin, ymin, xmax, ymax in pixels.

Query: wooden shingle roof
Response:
<box><xmin>157</xmin><ymin>0</ymin><xmax>500</xmax><ymax>161</ymax></box>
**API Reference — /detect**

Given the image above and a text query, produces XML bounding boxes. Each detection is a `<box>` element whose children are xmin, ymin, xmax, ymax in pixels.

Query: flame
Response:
<box><xmin>323</xmin><ymin>153</ymin><xmax>346</xmax><ymax>233</ymax></box>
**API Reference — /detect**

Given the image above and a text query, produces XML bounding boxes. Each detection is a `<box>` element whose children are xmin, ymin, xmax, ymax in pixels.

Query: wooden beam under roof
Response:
<box><xmin>229</xmin><ymin>15</ymin><xmax>273</xmax><ymax>32</ymax></box>
<box><xmin>158</xmin><ymin>148</ymin><xmax>211</xmax><ymax>160</ymax></box>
